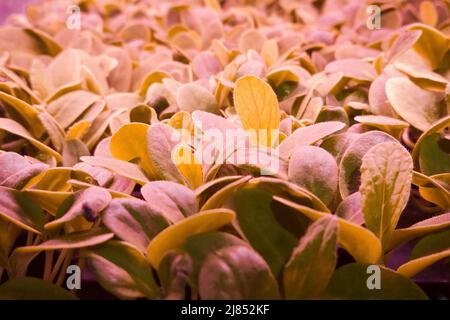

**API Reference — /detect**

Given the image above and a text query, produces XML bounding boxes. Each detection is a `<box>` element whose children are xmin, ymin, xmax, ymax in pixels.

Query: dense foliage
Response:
<box><xmin>0</xmin><ymin>0</ymin><xmax>449</xmax><ymax>300</ymax></box>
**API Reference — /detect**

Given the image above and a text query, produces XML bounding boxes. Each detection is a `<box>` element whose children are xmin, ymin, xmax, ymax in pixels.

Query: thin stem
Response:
<box><xmin>26</xmin><ymin>232</ymin><xmax>33</xmax><ymax>246</ymax></box>
<box><xmin>56</xmin><ymin>250</ymin><xmax>73</xmax><ymax>287</ymax></box>
<box><xmin>49</xmin><ymin>250</ymin><xmax>67</xmax><ymax>282</ymax></box>
<box><xmin>43</xmin><ymin>251</ymin><xmax>54</xmax><ymax>281</ymax></box>
<box><xmin>33</xmin><ymin>234</ymin><xmax>41</xmax><ymax>245</ymax></box>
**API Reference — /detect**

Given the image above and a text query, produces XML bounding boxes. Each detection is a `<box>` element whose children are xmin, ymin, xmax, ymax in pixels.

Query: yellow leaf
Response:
<box><xmin>109</xmin><ymin>123</ymin><xmax>158</xmax><ymax>179</ymax></box>
<box><xmin>138</xmin><ymin>70</ymin><xmax>171</xmax><ymax>97</ymax></box>
<box><xmin>386</xmin><ymin>77</ymin><xmax>445</xmax><ymax>131</ymax></box>
<box><xmin>397</xmin><ymin>248</ymin><xmax>450</xmax><ymax>278</ymax></box>
<box><xmin>68</xmin><ymin>179</ymin><xmax>132</xmax><ymax>199</ymax></box>
<box><xmin>147</xmin><ymin>209</ymin><xmax>235</xmax><ymax>268</ymax></box>
<box><xmin>412</xmin><ymin>171</ymin><xmax>450</xmax><ymax>209</ymax></box>
<box><xmin>174</xmin><ymin>145</ymin><xmax>203</xmax><ymax>189</ymax></box>
<box><xmin>66</xmin><ymin>120</ymin><xmax>91</xmax><ymax>140</ymax></box>
<box><xmin>0</xmin><ymin>91</ymin><xmax>43</xmax><ymax>136</ymax></box>
<box><xmin>407</xmin><ymin>24</ymin><xmax>450</xmax><ymax>69</ymax></box>
<box><xmin>419</xmin><ymin>1</ymin><xmax>438</xmax><ymax>27</ymax></box>
<box><xmin>234</xmin><ymin>75</ymin><xmax>280</xmax><ymax>147</ymax></box>
<box><xmin>394</xmin><ymin>62</ymin><xmax>448</xmax><ymax>91</ymax></box>
<box><xmin>22</xmin><ymin>167</ymin><xmax>91</xmax><ymax>192</ymax></box>
<box><xmin>354</xmin><ymin>115</ymin><xmax>408</xmax><ymax>139</ymax></box>
<box><xmin>200</xmin><ymin>176</ymin><xmax>252</xmax><ymax>211</ymax></box>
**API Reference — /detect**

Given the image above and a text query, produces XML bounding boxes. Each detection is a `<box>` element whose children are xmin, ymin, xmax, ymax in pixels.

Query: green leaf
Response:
<box><xmin>339</xmin><ymin>130</ymin><xmax>397</xmax><ymax>198</ymax></box>
<box><xmin>45</xmin><ymin>187</ymin><xmax>111</xmax><ymax>230</ymax></box>
<box><xmin>234</xmin><ymin>188</ymin><xmax>298</xmax><ymax>275</ymax></box>
<box><xmin>141</xmin><ymin>180</ymin><xmax>198</xmax><ymax>223</ymax></box>
<box><xmin>248</xmin><ymin>176</ymin><xmax>329</xmax><ymax>212</ymax></box>
<box><xmin>320</xmin><ymin>133</ymin><xmax>358</xmax><ymax>165</ymax></box>
<box><xmin>411</xmin><ymin>115</ymin><xmax>450</xmax><ymax>166</ymax></box>
<box><xmin>273</xmin><ymin>197</ymin><xmax>382</xmax><ymax>264</ymax></box>
<box><xmin>102</xmin><ymin>198</ymin><xmax>171</xmax><ymax>253</ymax></box>
<box><xmin>335</xmin><ymin>192</ymin><xmax>363</xmax><ymax>225</ymax></box>
<box><xmin>147</xmin><ymin>123</ymin><xmax>185</xmax><ymax>183</ymax></box>
<box><xmin>0</xmin><ymin>277</ymin><xmax>77</xmax><ymax>300</ymax></box>
<box><xmin>0</xmin><ymin>152</ymin><xmax>48</xmax><ymax>189</ymax></box>
<box><xmin>0</xmin><ymin>216</ymin><xmax>20</xmax><ymax>268</ymax></box>
<box><xmin>157</xmin><ymin>250</ymin><xmax>193</xmax><ymax>300</ymax></box>
<box><xmin>360</xmin><ymin>142</ymin><xmax>413</xmax><ymax>248</ymax></box>
<box><xmin>325</xmin><ymin>263</ymin><xmax>428</xmax><ymax>300</ymax></box>
<box><xmin>418</xmin><ymin>133</ymin><xmax>450</xmax><ymax>175</ymax></box>
<box><xmin>288</xmin><ymin>146</ymin><xmax>338</xmax><ymax>207</ymax></box>
<box><xmin>182</xmin><ymin>231</ymin><xmax>248</xmax><ymax>284</ymax></box>
<box><xmin>0</xmin><ymin>118</ymin><xmax>62</xmax><ymax>162</ymax></box>
<box><xmin>0</xmin><ymin>186</ymin><xmax>45</xmax><ymax>234</ymax></box>
<box><xmin>82</xmin><ymin>240</ymin><xmax>160</xmax><ymax>299</ymax></box>
<box><xmin>284</xmin><ymin>216</ymin><xmax>338</xmax><ymax>299</ymax></box>
<box><xmin>411</xmin><ymin>228</ymin><xmax>450</xmax><ymax>259</ymax></box>
<box><xmin>200</xmin><ymin>175</ymin><xmax>252</xmax><ymax>211</ymax></box>
<box><xmin>198</xmin><ymin>245</ymin><xmax>280</xmax><ymax>300</ymax></box>
<box><xmin>388</xmin><ymin>212</ymin><xmax>450</xmax><ymax>252</ymax></box>
<box><xmin>397</xmin><ymin>229</ymin><xmax>450</xmax><ymax>277</ymax></box>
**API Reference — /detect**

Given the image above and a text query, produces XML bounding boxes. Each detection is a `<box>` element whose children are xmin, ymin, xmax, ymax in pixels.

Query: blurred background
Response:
<box><xmin>0</xmin><ymin>0</ymin><xmax>38</xmax><ymax>23</ymax></box>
